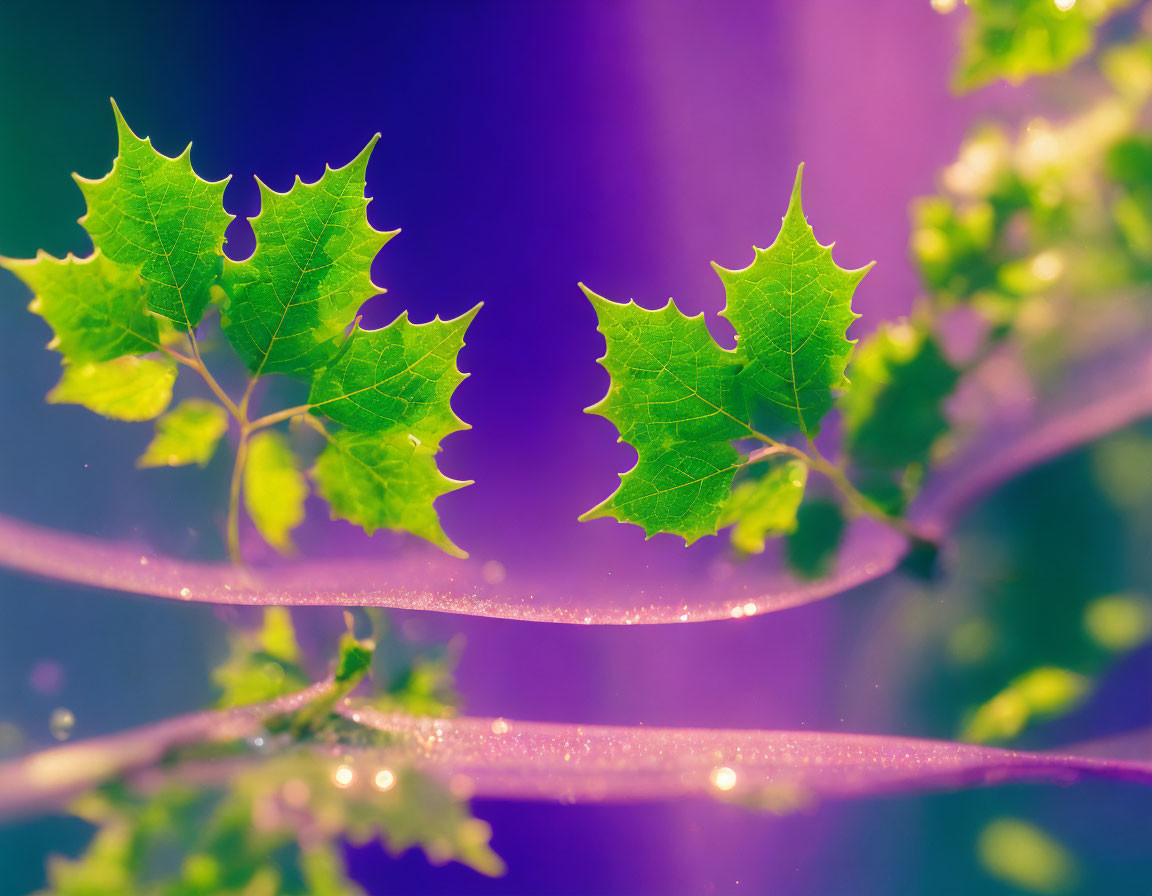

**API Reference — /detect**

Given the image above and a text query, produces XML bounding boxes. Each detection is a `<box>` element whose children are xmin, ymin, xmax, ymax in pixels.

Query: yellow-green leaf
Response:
<box><xmin>48</xmin><ymin>356</ymin><xmax>176</xmax><ymax>421</ymax></box>
<box><xmin>243</xmin><ymin>431</ymin><xmax>308</xmax><ymax>553</ymax></box>
<box><xmin>1</xmin><ymin>250</ymin><xmax>158</xmax><ymax>362</ymax></box>
<box><xmin>138</xmin><ymin>399</ymin><xmax>229</xmax><ymax>468</ymax></box>
<box><xmin>721</xmin><ymin>460</ymin><xmax>807</xmax><ymax>554</ymax></box>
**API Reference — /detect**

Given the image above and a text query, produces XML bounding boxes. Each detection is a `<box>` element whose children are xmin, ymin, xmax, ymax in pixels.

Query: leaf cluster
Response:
<box><xmin>2</xmin><ymin>102</ymin><xmax>478</xmax><ymax>562</ymax></box>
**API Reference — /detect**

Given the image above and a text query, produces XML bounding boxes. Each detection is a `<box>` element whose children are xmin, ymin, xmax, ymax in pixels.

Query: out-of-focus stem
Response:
<box><xmin>226</xmin><ymin>428</ymin><xmax>250</xmax><ymax>566</ymax></box>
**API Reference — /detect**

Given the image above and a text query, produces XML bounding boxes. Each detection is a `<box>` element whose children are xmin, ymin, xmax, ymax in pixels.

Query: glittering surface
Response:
<box><xmin>0</xmin><ymin>682</ymin><xmax>330</xmax><ymax>818</ymax></box>
<box><xmin>2</xmin><ymin>694</ymin><xmax>1149</xmax><ymax>818</ymax></box>
<box><xmin>1</xmin><ymin>342</ymin><xmax>1151</xmax><ymax>623</ymax></box>
<box><xmin>331</xmin><ymin>705</ymin><xmax>1152</xmax><ymax>803</ymax></box>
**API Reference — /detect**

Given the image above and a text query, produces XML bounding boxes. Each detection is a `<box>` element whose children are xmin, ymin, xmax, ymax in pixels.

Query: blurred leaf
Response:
<box><xmin>138</xmin><ymin>399</ymin><xmax>229</xmax><ymax>468</ymax></box>
<box><xmin>244</xmin><ymin>431</ymin><xmax>308</xmax><ymax>552</ymax></box>
<box><xmin>214</xmin><ymin>609</ymin><xmax>310</xmax><ymax>710</ymax></box>
<box><xmin>962</xmin><ymin>666</ymin><xmax>1090</xmax><ymax>742</ymax></box>
<box><xmin>48</xmin><ymin>356</ymin><xmax>175</xmax><ymax>421</ymax></box>
<box><xmin>721</xmin><ymin>460</ymin><xmax>807</xmax><ymax>554</ymax></box>
<box><xmin>1083</xmin><ymin>593</ymin><xmax>1152</xmax><ymax>650</ymax></box>
<box><xmin>842</xmin><ymin>321</ymin><xmax>959</xmax><ymax>471</ymax></box>
<box><xmin>950</xmin><ymin>0</ymin><xmax>1132</xmax><ymax>92</ymax></box>
<box><xmin>977</xmin><ymin>817</ymin><xmax>1080</xmax><ymax>894</ymax></box>
<box><xmin>786</xmin><ymin>499</ymin><xmax>845</xmax><ymax>580</ymax></box>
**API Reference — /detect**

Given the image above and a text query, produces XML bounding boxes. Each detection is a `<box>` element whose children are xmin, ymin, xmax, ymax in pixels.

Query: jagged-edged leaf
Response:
<box><xmin>950</xmin><ymin>0</ymin><xmax>1132</xmax><ymax>92</ymax></box>
<box><xmin>787</xmin><ymin>499</ymin><xmax>845</xmax><ymax>580</ymax></box>
<box><xmin>714</xmin><ymin>164</ymin><xmax>870</xmax><ymax>438</ymax></box>
<box><xmin>580</xmin><ymin>441</ymin><xmax>743</xmax><ymax>543</ymax></box>
<box><xmin>841</xmin><ymin>322</ymin><xmax>959</xmax><ymax>471</ymax></box>
<box><xmin>579</xmin><ymin>285</ymin><xmax>750</xmax><ymax>541</ymax></box>
<box><xmin>48</xmin><ymin>356</ymin><xmax>175</xmax><ymax>421</ymax></box>
<box><xmin>138</xmin><ymin>399</ymin><xmax>229</xmax><ymax>468</ymax></box>
<box><xmin>312</xmin><ymin>430</ymin><xmax>469</xmax><ymax>557</ymax></box>
<box><xmin>1</xmin><ymin>250</ymin><xmax>158</xmax><ymax>362</ymax></box>
<box><xmin>721</xmin><ymin>459</ymin><xmax>807</xmax><ymax>554</ymax></box>
<box><xmin>74</xmin><ymin>101</ymin><xmax>231</xmax><ymax>328</ymax></box>
<box><xmin>309</xmin><ymin>305</ymin><xmax>480</xmax><ymax>446</ymax></box>
<box><xmin>244</xmin><ymin>431</ymin><xmax>308</xmax><ymax>552</ymax></box>
<box><xmin>581</xmin><ymin>286</ymin><xmax>750</xmax><ymax>446</ymax></box>
<box><xmin>221</xmin><ymin>136</ymin><xmax>397</xmax><ymax>377</ymax></box>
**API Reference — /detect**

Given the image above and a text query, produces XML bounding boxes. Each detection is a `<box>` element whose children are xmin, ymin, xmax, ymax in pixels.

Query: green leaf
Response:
<box><xmin>334</xmin><ymin>630</ymin><xmax>374</xmax><ymax>686</ymax></box>
<box><xmin>786</xmin><ymin>499</ymin><xmax>845</xmax><ymax>580</ymax></box>
<box><xmin>714</xmin><ymin>164</ymin><xmax>869</xmax><ymax>438</ymax></box>
<box><xmin>950</xmin><ymin>0</ymin><xmax>1132</xmax><ymax>92</ymax></box>
<box><xmin>47</xmin><ymin>356</ymin><xmax>176</xmax><ymax>421</ymax></box>
<box><xmin>841</xmin><ymin>322</ymin><xmax>959</xmax><ymax>471</ymax></box>
<box><xmin>74</xmin><ymin>101</ymin><xmax>231</xmax><ymax>328</ymax></box>
<box><xmin>581</xmin><ymin>441</ymin><xmax>744</xmax><ymax>543</ymax></box>
<box><xmin>243</xmin><ymin>431</ymin><xmax>308</xmax><ymax>552</ymax></box>
<box><xmin>721</xmin><ymin>459</ymin><xmax>807</xmax><ymax>554</ymax></box>
<box><xmin>221</xmin><ymin>136</ymin><xmax>397</xmax><ymax>377</ymax></box>
<box><xmin>312</xmin><ymin>430</ymin><xmax>470</xmax><ymax>557</ymax></box>
<box><xmin>138</xmin><ymin>399</ymin><xmax>229</xmax><ymax>468</ymax></box>
<box><xmin>578</xmin><ymin>285</ymin><xmax>750</xmax><ymax>542</ymax></box>
<box><xmin>309</xmin><ymin>305</ymin><xmax>480</xmax><ymax>446</ymax></box>
<box><xmin>1</xmin><ymin>250</ymin><xmax>158</xmax><ymax>362</ymax></box>
<box><xmin>214</xmin><ymin>608</ymin><xmax>310</xmax><ymax>709</ymax></box>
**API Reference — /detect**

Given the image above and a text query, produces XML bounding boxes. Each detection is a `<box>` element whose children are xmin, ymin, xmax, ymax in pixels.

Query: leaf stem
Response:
<box><xmin>746</xmin><ymin>434</ymin><xmax>922</xmax><ymax>540</ymax></box>
<box><xmin>804</xmin><ymin>440</ymin><xmax>920</xmax><ymax>539</ymax></box>
<box><xmin>159</xmin><ymin>332</ymin><xmax>243</xmax><ymax>422</ymax></box>
<box><xmin>226</xmin><ymin>427</ymin><xmax>250</xmax><ymax>566</ymax></box>
<box><xmin>249</xmin><ymin>403</ymin><xmax>313</xmax><ymax>432</ymax></box>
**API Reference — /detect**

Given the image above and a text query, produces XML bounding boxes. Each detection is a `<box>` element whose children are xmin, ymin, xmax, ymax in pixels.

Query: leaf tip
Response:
<box><xmin>786</xmin><ymin>162</ymin><xmax>806</xmax><ymax>219</ymax></box>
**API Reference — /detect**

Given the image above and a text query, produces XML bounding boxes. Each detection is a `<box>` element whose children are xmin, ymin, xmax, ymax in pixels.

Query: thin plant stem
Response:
<box><xmin>745</xmin><ymin>433</ymin><xmax>924</xmax><ymax>541</ymax></box>
<box><xmin>226</xmin><ymin>427</ymin><xmax>250</xmax><ymax>566</ymax></box>
<box><xmin>249</xmin><ymin>403</ymin><xmax>313</xmax><ymax>432</ymax></box>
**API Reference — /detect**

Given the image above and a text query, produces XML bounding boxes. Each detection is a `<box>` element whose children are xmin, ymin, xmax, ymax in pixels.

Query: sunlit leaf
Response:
<box><xmin>48</xmin><ymin>357</ymin><xmax>175</xmax><ymax>421</ymax></box>
<box><xmin>74</xmin><ymin>101</ymin><xmax>231</xmax><ymax>328</ymax></box>
<box><xmin>221</xmin><ymin>137</ymin><xmax>396</xmax><ymax>377</ymax></box>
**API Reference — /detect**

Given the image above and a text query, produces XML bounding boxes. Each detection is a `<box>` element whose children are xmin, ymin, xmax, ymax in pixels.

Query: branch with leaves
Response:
<box><xmin>579</xmin><ymin>165</ymin><xmax>960</xmax><ymax>576</ymax></box>
<box><xmin>1</xmin><ymin>102</ymin><xmax>478</xmax><ymax>564</ymax></box>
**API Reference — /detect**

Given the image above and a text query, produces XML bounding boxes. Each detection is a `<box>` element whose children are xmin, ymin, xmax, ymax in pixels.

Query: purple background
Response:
<box><xmin>1</xmin><ymin>1</ymin><xmax>1149</xmax><ymax>894</ymax></box>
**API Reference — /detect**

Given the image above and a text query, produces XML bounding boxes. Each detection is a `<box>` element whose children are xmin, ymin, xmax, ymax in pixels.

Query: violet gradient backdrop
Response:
<box><xmin>1</xmin><ymin>1</ymin><xmax>1150</xmax><ymax>894</ymax></box>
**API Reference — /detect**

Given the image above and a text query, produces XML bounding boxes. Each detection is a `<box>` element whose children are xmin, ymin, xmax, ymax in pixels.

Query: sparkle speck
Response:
<box><xmin>491</xmin><ymin>718</ymin><xmax>510</xmax><ymax>735</ymax></box>
<box><xmin>373</xmin><ymin>768</ymin><xmax>396</xmax><ymax>791</ymax></box>
<box><xmin>710</xmin><ymin>766</ymin><xmax>737</xmax><ymax>791</ymax></box>
<box><xmin>1054</xmin><ymin>0</ymin><xmax>1075</xmax><ymax>9</ymax></box>
<box><xmin>332</xmin><ymin>765</ymin><xmax>355</xmax><ymax>788</ymax></box>
<box><xmin>49</xmin><ymin>707</ymin><xmax>75</xmax><ymax>741</ymax></box>
<box><xmin>743</xmin><ymin>602</ymin><xmax>757</xmax><ymax>616</ymax></box>
<box><xmin>179</xmin><ymin>587</ymin><xmax>191</xmax><ymax>598</ymax></box>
